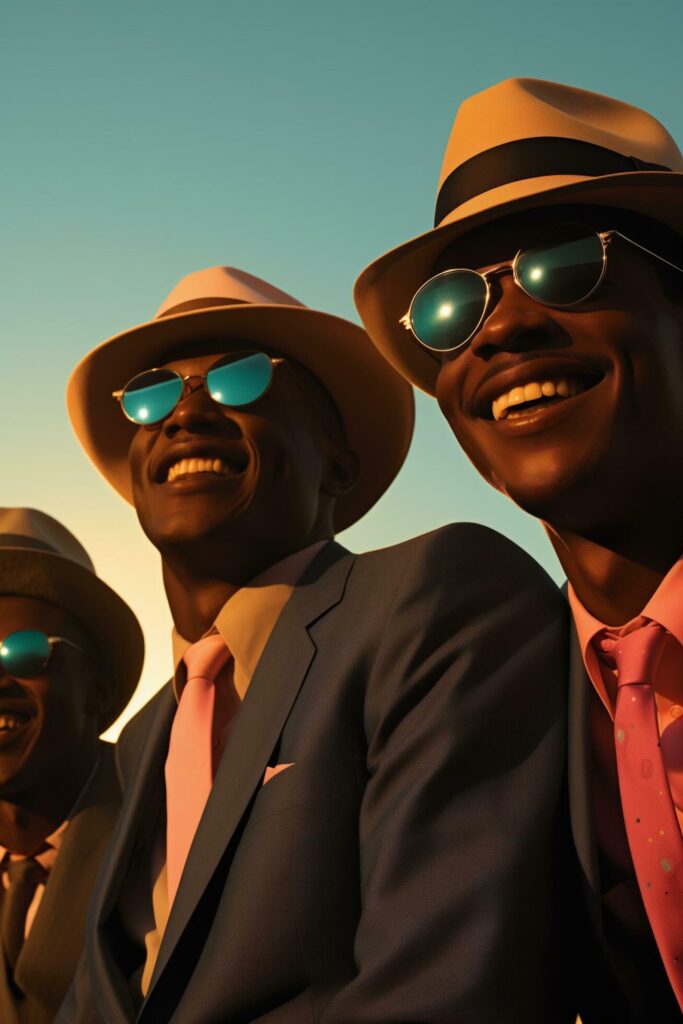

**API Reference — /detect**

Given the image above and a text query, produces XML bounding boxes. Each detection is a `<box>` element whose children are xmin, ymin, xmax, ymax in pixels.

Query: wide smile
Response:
<box><xmin>470</xmin><ymin>358</ymin><xmax>606</xmax><ymax>429</ymax></box>
<box><xmin>491</xmin><ymin>375</ymin><xmax>594</xmax><ymax>421</ymax></box>
<box><xmin>156</xmin><ymin>446</ymin><xmax>250</xmax><ymax>486</ymax></box>
<box><xmin>0</xmin><ymin>708</ymin><xmax>33</xmax><ymax>748</ymax></box>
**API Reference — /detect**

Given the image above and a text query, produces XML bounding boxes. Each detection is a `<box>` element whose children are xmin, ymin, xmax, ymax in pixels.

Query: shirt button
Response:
<box><xmin>670</xmin><ymin>705</ymin><xmax>683</xmax><ymax>720</ymax></box>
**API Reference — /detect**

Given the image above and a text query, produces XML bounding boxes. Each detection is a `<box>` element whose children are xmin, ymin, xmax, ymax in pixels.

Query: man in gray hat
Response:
<box><xmin>0</xmin><ymin>507</ymin><xmax>144</xmax><ymax>1022</ymax></box>
<box><xmin>61</xmin><ymin>265</ymin><xmax>570</xmax><ymax>1022</ymax></box>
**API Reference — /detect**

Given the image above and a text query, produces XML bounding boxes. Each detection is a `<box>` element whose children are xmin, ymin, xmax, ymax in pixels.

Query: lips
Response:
<box><xmin>0</xmin><ymin>708</ymin><xmax>33</xmax><ymax>747</ymax></box>
<box><xmin>470</xmin><ymin>357</ymin><xmax>606</xmax><ymax>422</ymax></box>
<box><xmin>156</xmin><ymin>445</ymin><xmax>249</xmax><ymax>485</ymax></box>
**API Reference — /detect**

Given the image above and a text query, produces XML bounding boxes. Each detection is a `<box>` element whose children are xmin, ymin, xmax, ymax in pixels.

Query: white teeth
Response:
<box><xmin>491</xmin><ymin>377</ymin><xmax>585</xmax><ymax>421</ymax></box>
<box><xmin>0</xmin><ymin>714</ymin><xmax>28</xmax><ymax>731</ymax></box>
<box><xmin>167</xmin><ymin>457</ymin><xmax>236</xmax><ymax>482</ymax></box>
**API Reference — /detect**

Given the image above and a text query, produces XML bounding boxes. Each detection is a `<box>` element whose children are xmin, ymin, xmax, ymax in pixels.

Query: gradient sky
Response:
<box><xmin>2</xmin><ymin>0</ymin><xmax>681</xmax><ymax>737</ymax></box>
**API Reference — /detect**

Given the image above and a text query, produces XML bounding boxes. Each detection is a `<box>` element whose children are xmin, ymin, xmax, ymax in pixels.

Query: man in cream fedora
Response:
<box><xmin>356</xmin><ymin>77</ymin><xmax>683</xmax><ymax>1022</ymax></box>
<box><xmin>60</xmin><ymin>265</ymin><xmax>571</xmax><ymax>1022</ymax></box>
<box><xmin>0</xmin><ymin>507</ymin><xmax>143</xmax><ymax>1022</ymax></box>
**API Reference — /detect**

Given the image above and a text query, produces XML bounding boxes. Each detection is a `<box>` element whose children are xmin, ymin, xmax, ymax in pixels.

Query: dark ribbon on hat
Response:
<box><xmin>434</xmin><ymin>136</ymin><xmax>672</xmax><ymax>227</ymax></box>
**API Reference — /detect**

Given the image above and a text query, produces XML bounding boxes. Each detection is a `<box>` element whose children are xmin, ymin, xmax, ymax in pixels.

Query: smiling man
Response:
<box><xmin>355</xmin><ymin>78</ymin><xmax>683</xmax><ymax>1021</ymax></box>
<box><xmin>60</xmin><ymin>265</ymin><xmax>571</xmax><ymax>1022</ymax></box>
<box><xmin>0</xmin><ymin>507</ymin><xmax>143</xmax><ymax>1022</ymax></box>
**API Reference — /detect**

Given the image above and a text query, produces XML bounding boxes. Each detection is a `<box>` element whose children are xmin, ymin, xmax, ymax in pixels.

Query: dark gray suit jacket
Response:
<box><xmin>61</xmin><ymin>526</ymin><xmax>573</xmax><ymax>1023</ymax></box>
<box><xmin>0</xmin><ymin>741</ymin><xmax>120</xmax><ymax>1024</ymax></box>
<box><xmin>567</xmin><ymin>624</ymin><xmax>681</xmax><ymax>1023</ymax></box>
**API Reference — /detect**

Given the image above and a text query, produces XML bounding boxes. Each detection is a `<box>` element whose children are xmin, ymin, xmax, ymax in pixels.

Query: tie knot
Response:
<box><xmin>598</xmin><ymin>620</ymin><xmax>666</xmax><ymax>688</ymax></box>
<box><xmin>182</xmin><ymin>632</ymin><xmax>231</xmax><ymax>684</ymax></box>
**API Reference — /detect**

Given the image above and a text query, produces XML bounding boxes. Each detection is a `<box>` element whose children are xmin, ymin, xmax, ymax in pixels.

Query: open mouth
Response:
<box><xmin>158</xmin><ymin>447</ymin><xmax>250</xmax><ymax>485</ymax></box>
<box><xmin>0</xmin><ymin>710</ymin><xmax>32</xmax><ymax>743</ymax></box>
<box><xmin>166</xmin><ymin>456</ymin><xmax>246</xmax><ymax>483</ymax></box>
<box><xmin>488</xmin><ymin>373</ymin><xmax>603</xmax><ymax>422</ymax></box>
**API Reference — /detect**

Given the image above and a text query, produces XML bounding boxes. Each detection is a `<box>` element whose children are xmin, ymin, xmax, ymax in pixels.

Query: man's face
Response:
<box><xmin>433</xmin><ymin>210</ymin><xmax>683</xmax><ymax>532</ymax></box>
<box><xmin>128</xmin><ymin>346</ymin><xmax>342</xmax><ymax>557</ymax></box>
<box><xmin>0</xmin><ymin>596</ymin><xmax>99</xmax><ymax>795</ymax></box>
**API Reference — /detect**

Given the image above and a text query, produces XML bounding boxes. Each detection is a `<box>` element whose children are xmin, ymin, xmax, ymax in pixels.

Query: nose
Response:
<box><xmin>467</xmin><ymin>273</ymin><xmax>566</xmax><ymax>361</ymax></box>
<box><xmin>162</xmin><ymin>380</ymin><xmax>241</xmax><ymax>439</ymax></box>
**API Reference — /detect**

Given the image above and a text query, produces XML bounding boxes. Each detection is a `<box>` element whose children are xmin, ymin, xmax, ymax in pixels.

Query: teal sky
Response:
<box><xmin>2</xmin><ymin>1</ymin><xmax>681</xmax><ymax>734</ymax></box>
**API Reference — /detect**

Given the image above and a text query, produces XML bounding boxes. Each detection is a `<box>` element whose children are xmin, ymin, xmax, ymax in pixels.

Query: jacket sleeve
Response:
<box><xmin>321</xmin><ymin>523</ymin><xmax>575</xmax><ymax>1024</ymax></box>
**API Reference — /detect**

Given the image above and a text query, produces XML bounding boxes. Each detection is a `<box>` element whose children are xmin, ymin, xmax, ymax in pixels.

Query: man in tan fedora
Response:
<box><xmin>356</xmin><ymin>77</ymin><xmax>683</xmax><ymax>1022</ymax></box>
<box><xmin>0</xmin><ymin>507</ymin><xmax>144</xmax><ymax>1022</ymax></box>
<box><xmin>59</xmin><ymin>265</ymin><xmax>571</xmax><ymax>1022</ymax></box>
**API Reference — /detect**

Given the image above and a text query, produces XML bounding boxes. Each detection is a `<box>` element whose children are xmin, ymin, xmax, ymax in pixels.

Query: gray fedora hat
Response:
<box><xmin>0</xmin><ymin>507</ymin><xmax>144</xmax><ymax>730</ymax></box>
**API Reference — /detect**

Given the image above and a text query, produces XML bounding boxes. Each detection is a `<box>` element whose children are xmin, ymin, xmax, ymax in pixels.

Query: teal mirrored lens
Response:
<box><xmin>122</xmin><ymin>371</ymin><xmax>183</xmax><ymax>425</ymax></box>
<box><xmin>206</xmin><ymin>353</ymin><xmax>273</xmax><ymax>408</ymax></box>
<box><xmin>410</xmin><ymin>270</ymin><xmax>488</xmax><ymax>351</ymax></box>
<box><xmin>516</xmin><ymin>224</ymin><xmax>604</xmax><ymax>306</ymax></box>
<box><xmin>0</xmin><ymin>630</ymin><xmax>51</xmax><ymax>678</ymax></box>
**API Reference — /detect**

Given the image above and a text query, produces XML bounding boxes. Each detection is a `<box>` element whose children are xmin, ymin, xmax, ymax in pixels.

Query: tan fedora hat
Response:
<box><xmin>355</xmin><ymin>77</ymin><xmax>683</xmax><ymax>395</ymax></box>
<box><xmin>0</xmin><ymin>508</ymin><xmax>144</xmax><ymax>730</ymax></box>
<box><xmin>67</xmin><ymin>267</ymin><xmax>414</xmax><ymax>533</ymax></box>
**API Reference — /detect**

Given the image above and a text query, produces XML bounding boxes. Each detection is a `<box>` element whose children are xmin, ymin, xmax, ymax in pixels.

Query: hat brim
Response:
<box><xmin>355</xmin><ymin>171</ymin><xmax>683</xmax><ymax>395</ymax></box>
<box><xmin>0</xmin><ymin>548</ymin><xmax>144</xmax><ymax>731</ymax></box>
<box><xmin>67</xmin><ymin>305</ymin><xmax>414</xmax><ymax>533</ymax></box>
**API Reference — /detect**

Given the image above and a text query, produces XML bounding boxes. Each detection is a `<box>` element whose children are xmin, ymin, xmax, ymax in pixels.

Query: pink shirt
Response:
<box><xmin>568</xmin><ymin>557</ymin><xmax>683</xmax><ymax>830</ymax></box>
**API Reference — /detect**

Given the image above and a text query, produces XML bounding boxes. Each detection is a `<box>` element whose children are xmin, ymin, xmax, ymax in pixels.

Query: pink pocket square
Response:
<box><xmin>262</xmin><ymin>763</ymin><xmax>294</xmax><ymax>785</ymax></box>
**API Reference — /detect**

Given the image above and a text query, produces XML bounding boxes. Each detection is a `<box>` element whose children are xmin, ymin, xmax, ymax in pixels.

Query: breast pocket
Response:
<box><xmin>244</xmin><ymin>755</ymin><xmax>367</xmax><ymax>831</ymax></box>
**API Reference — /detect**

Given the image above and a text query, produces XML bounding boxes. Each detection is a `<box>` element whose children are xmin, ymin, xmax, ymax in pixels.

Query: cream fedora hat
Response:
<box><xmin>355</xmin><ymin>77</ymin><xmax>683</xmax><ymax>395</ymax></box>
<box><xmin>0</xmin><ymin>507</ymin><xmax>144</xmax><ymax>730</ymax></box>
<box><xmin>67</xmin><ymin>267</ymin><xmax>414</xmax><ymax>532</ymax></box>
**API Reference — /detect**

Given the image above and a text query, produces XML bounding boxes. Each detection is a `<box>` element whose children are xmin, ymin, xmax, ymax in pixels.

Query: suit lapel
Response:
<box><xmin>567</xmin><ymin>618</ymin><xmax>603</xmax><ymax>933</ymax></box>
<box><xmin>14</xmin><ymin>742</ymin><xmax>120</xmax><ymax>1011</ymax></box>
<box><xmin>145</xmin><ymin>541</ymin><xmax>354</xmax><ymax>998</ymax></box>
<box><xmin>85</xmin><ymin>685</ymin><xmax>176</xmax><ymax>1023</ymax></box>
<box><xmin>94</xmin><ymin>685</ymin><xmax>175</xmax><ymax>922</ymax></box>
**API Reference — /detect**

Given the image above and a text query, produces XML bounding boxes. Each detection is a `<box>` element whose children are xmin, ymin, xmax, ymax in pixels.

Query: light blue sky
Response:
<box><xmin>2</xmin><ymin>0</ymin><xmax>680</xmax><ymax>731</ymax></box>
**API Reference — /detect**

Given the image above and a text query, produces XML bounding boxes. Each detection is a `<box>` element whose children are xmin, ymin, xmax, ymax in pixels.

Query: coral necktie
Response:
<box><xmin>165</xmin><ymin>633</ymin><xmax>231</xmax><ymax>908</ymax></box>
<box><xmin>601</xmin><ymin>620</ymin><xmax>683</xmax><ymax>1008</ymax></box>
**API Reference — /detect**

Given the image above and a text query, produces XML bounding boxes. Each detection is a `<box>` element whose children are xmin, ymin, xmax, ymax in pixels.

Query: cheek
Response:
<box><xmin>435</xmin><ymin>362</ymin><xmax>483</xmax><ymax>451</ymax></box>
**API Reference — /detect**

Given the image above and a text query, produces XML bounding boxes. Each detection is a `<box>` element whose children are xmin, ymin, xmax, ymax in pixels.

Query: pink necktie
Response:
<box><xmin>165</xmin><ymin>633</ymin><xmax>232</xmax><ymax>907</ymax></box>
<box><xmin>601</xmin><ymin>620</ymin><xmax>683</xmax><ymax>1008</ymax></box>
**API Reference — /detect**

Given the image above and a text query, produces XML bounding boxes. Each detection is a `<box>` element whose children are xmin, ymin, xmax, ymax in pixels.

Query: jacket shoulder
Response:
<box><xmin>358</xmin><ymin>522</ymin><xmax>559</xmax><ymax>591</ymax></box>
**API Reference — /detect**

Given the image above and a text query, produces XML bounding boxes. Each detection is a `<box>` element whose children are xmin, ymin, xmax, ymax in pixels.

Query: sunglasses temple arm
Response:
<box><xmin>612</xmin><ymin>231</ymin><xmax>683</xmax><ymax>274</ymax></box>
<box><xmin>48</xmin><ymin>636</ymin><xmax>88</xmax><ymax>657</ymax></box>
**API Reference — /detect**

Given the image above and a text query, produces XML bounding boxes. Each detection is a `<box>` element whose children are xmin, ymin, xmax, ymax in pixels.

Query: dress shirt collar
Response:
<box><xmin>171</xmin><ymin>540</ymin><xmax>328</xmax><ymax>701</ymax></box>
<box><xmin>568</xmin><ymin>556</ymin><xmax>683</xmax><ymax>714</ymax></box>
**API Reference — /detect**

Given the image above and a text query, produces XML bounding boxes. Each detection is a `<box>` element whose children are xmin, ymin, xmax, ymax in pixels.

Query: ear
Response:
<box><xmin>321</xmin><ymin>445</ymin><xmax>360</xmax><ymax>499</ymax></box>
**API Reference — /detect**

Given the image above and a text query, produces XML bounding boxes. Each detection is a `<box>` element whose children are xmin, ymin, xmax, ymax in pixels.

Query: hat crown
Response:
<box><xmin>438</xmin><ymin>76</ymin><xmax>683</xmax><ymax>225</ymax></box>
<box><xmin>0</xmin><ymin>508</ymin><xmax>95</xmax><ymax>575</ymax></box>
<box><xmin>438</xmin><ymin>76</ymin><xmax>682</xmax><ymax>193</ymax></box>
<box><xmin>156</xmin><ymin>266</ymin><xmax>307</xmax><ymax>319</ymax></box>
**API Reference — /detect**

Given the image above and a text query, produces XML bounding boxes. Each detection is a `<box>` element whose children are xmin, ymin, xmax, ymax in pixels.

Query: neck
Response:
<box><xmin>545</xmin><ymin>513</ymin><xmax>682</xmax><ymax>625</ymax></box>
<box><xmin>161</xmin><ymin>534</ymin><xmax>326</xmax><ymax>641</ymax></box>
<box><xmin>0</xmin><ymin>746</ymin><xmax>98</xmax><ymax>855</ymax></box>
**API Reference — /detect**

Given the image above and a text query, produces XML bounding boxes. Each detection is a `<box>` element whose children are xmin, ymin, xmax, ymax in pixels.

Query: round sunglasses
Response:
<box><xmin>113</xmin><ymin>351</ymin><xmax>284</xmax><ymax>427</ymax></box>
<box><xmin>403</xmin><ymin>222</ymin><xmax>683</xmax><ymax>353</ymax></box>
<box><xmin>0</xmin><ymin>630</ymin><xmax>86</xmax><ymax>679</ymax></box>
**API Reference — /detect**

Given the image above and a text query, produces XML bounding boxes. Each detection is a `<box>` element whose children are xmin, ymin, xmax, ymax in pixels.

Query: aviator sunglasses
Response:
<box><xmin>113</xmin><ymin>351</ymin><xmax>284</xmax><ymax>427</ymax></box>
<box><xmin>404</xmin><ymin>222</ymin><xmax>683</xmax><ymax>353</ymax></box>
<box><xmin>0</xmin><ymin>630</ymin><xmax>87</xmax><ymax>679</ymax></box>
